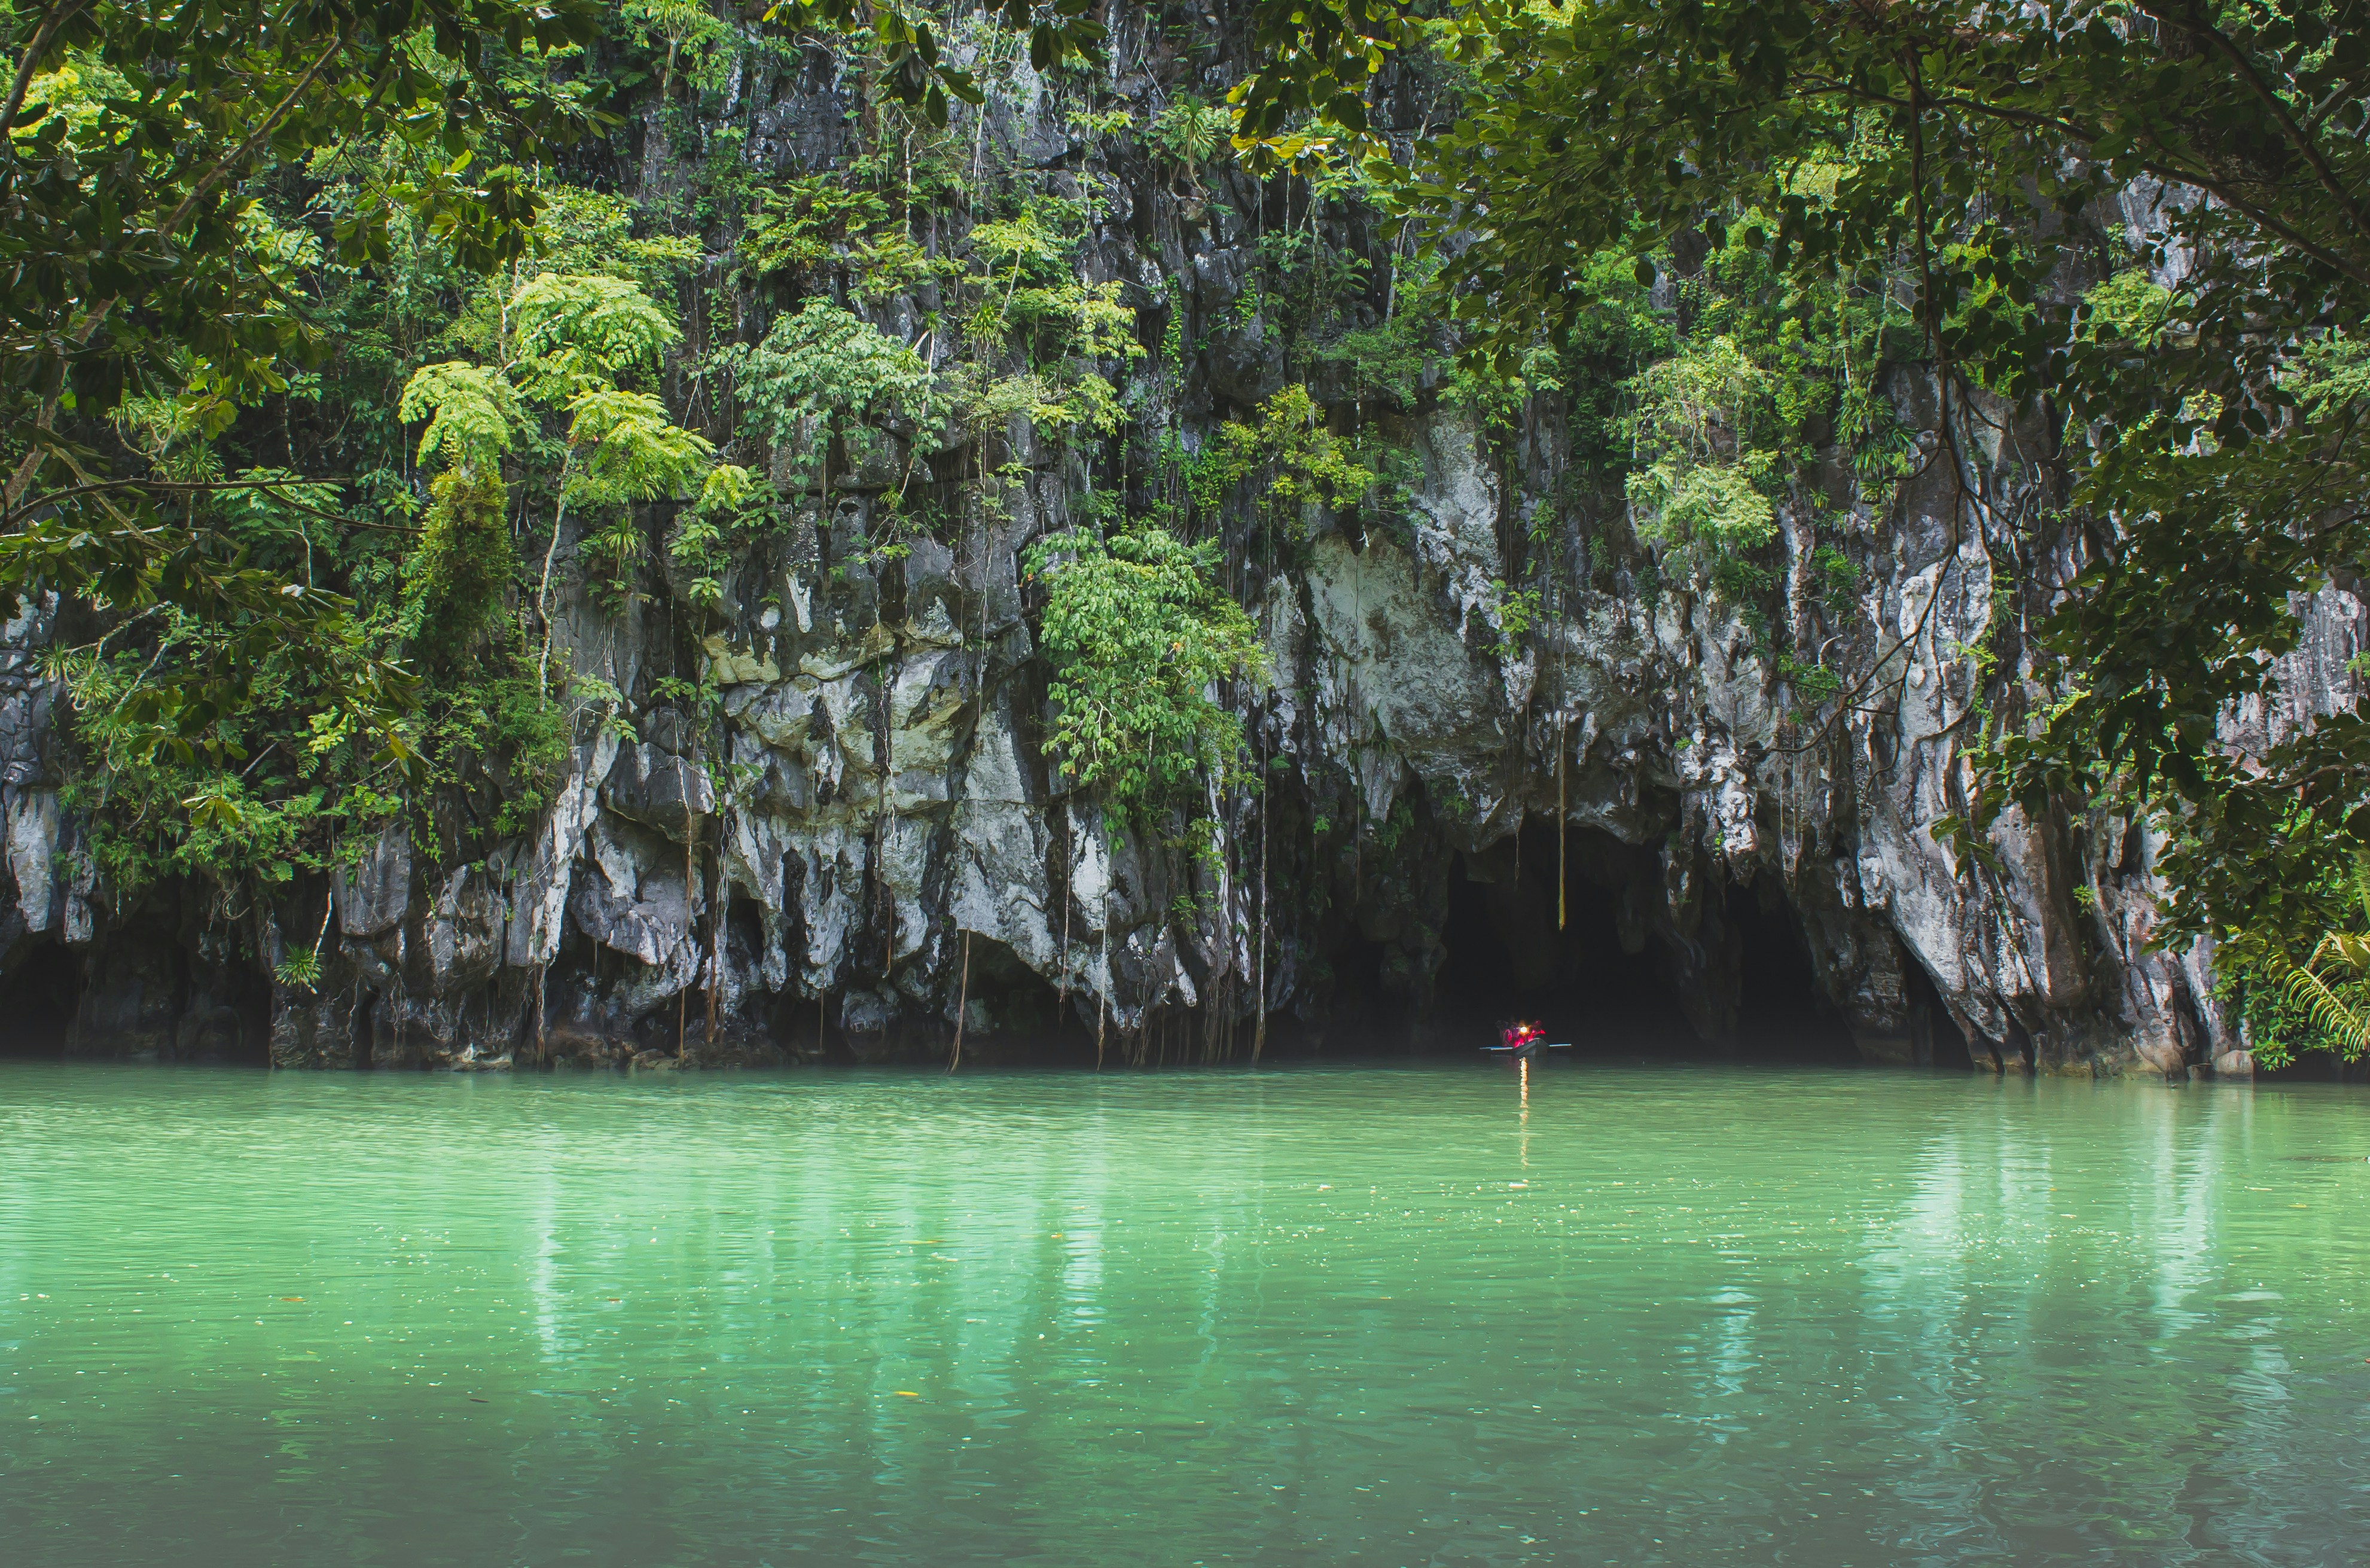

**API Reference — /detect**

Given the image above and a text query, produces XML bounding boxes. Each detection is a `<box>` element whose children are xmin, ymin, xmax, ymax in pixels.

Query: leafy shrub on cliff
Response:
<box><xmin>1198</xmin><ymin>385</ymin><xmax>1381</xmax><ymax>544</ymax></box>
<box><xmin>509</xmin><ymin>272</ymin><xmax>682</xmax><ymax>405</ymax></box>
<box><xmin>401</xmin><ymin>468</ymin><xmax>517</xmax><ymax>667</ymax></box>
<box><xmin>1621</xmin><ymin>334</ymin><xmax>1782</xmax><ymax>575</ymax></box>
<box><xmin>728</xmin><ymin>300</ymin><xmax>938</xmax><ymax>491</ymax></box>
<box><xmin>1147</xmin><ymin>95</ymin><xmax>1232</xmax><ymax>190</ymax></box>
<box><xmin>1023</xmin><ymin>527</ymin><xmax>1269</xmax><ymax>820</ymax></box>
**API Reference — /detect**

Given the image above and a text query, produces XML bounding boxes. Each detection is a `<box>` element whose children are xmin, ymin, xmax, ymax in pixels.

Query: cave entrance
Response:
<box><xmin>957</xmin><ymin>935</ymin><xmax>1068</xmax><ymax>1046</ymax></box>
<box><xmin>0</xmin><ymin>940</ymin><xmax>83</xmax><ymax>1058</ymax></box>
<box><xmin>1430</xmin><ymin>821</ymin><xmax>1854</xmax><ymax>1062</ymax></box>
<box><xmin>1722</xmin><ymin>881</ymin><xmax>1859</xmax><ymax>1063</ymax></box>
<box><xmin>1432</xmin><ymin>823</ymin><xmax>1694</xmax><ymax>1054</ymax></box>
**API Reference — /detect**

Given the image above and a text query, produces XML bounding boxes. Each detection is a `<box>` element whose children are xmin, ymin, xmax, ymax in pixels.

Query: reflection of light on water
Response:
<box><xmin>1518</xmin><ymin>1059</ymin><xmax>1529</xmax><ymax>1166</ymax></box>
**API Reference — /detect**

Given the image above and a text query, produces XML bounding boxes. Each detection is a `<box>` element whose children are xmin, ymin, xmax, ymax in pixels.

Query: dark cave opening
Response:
<box><xmin>1432</xmin><ymin>829</ymin><xmax>1692</xmax><ymax>1053</ymax></box>
<box><xmin>1319</xmin><ymin>929</ymin><xmax>1397</xmax><ymax>1038</ymax></box>
<box><xmin>1430</xmin><ymin>821</ymin><xmax>1854</xmax><ymax>1061</ymax></box>
<box><xmin>1721</xmin><ymin>881</ymin><xmax>1860</xmax><ymax>1063</ymax></box>
<box><xmin>956</xmin><ymin>935</ymin><xmax>1069</xmax><ymax>1044</ymax></box>
<box><xmin>1901</xmin><ymin>950</ymin><xmax>1975</xmax><ymax>1070</ymax></box>
<box><xmin>0</xmin><ymin>941</ymin><xmax>83</xmax><ymax>1058</ymax></box>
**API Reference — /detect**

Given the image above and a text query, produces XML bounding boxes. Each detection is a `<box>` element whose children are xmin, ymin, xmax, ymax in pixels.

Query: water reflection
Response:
<box><xmin>1</xmin><ymin>1063</ymin><xmax>2365</xmax><ymax>1566</ymax></box>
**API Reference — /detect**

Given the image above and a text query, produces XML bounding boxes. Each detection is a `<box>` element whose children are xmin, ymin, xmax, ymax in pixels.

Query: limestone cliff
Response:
<box><xmin>1</xmin><ymin>25</ymin><xmax>2348</xmax><ymax>1076</ymax></box>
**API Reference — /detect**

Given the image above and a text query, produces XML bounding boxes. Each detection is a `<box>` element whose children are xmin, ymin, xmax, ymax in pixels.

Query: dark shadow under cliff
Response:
<box><xmin>0</xmin><ymin>937</ymin><xmax>81</xmax><ymax>1058</ymax></box>
<box><xmin>1429</xmin><ymin>822</ymin><xmax>1856</xmax><ymax>1063</ymax></box>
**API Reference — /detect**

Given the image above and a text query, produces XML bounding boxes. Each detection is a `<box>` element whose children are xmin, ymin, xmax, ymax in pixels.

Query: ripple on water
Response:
<box><xmin>1</xmin><ymin>1060</ymin><xmax>2366</xmax><ymax>1566</ymax></box>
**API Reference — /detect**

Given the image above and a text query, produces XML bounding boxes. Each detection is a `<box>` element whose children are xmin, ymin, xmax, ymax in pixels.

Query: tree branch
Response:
<box><xmin>0</xmin><ymin>0</ymin><xmax>90</xmax><ymax>139</ymax></box>
<box><xmin>2145</xmin><ymin>0</ymin><xmax>2370</xmax><ymax>257</ymax></box>
<box><xmin>157</xmin><ymin>20</ymin><xmax>355</xmax><ymax>245</ymax></box>
<box><xmin>12</xmin><ymin>475</ymin><xmax>419</xmax><ymax>533</ymax></box>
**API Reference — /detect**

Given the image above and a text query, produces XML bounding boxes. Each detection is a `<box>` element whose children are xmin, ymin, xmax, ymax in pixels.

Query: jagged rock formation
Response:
<box><xmin>1</xmin><ymin>30</ymin><xmax>2347</xmax><ymax>1076</ymax></box>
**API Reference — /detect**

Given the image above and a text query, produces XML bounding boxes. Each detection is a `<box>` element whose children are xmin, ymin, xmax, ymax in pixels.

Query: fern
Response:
<box><xmin>1147</xmin><ymin>95</ymin><xmax>1232</xmax><ymax>188</ymax></box>
<box><xmin>399</xmin><ymin>361</ymin><xmax>518</xmax><ymax>471</ymax></box>
<box><xmin>667</xmin><ymin>464</ymin><xmax>762</xmax><ymax>609</ymax></box>
<box><xmin>510</xmin><ymin>273</ymin><xmax>681</xmax><ymax>405</ymax></box>
<box><xmin>563</xmin><ymin>390</ymin><xmax>718</xmax><ymax>609</ymax></box>
<box><xmin>2277</xmin><ymin>950</ymin><xmax>2370</xmax><ymax>1060</ymax></box>
<box><xmin>737</xmin><ymin>177</ymin><xmax>892</xmax><ymax>280</ymax></box>
<box><xmin>564</xmin><ymin>390</ymin><xmax>715</xmax><ymax>507</ymax></box>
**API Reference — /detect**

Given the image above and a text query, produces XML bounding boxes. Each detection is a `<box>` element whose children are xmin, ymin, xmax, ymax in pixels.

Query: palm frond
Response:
<box><xmin>2279</xmin><ymin>960</ymin><xmax>2370</xmax><ymax>1061</ymax></box>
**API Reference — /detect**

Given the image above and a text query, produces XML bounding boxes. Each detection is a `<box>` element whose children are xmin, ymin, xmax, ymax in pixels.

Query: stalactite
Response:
<box><xmin>678</xmin><ymin>816</ymin><xmax>694</xmax><ymax>1060</ymax></box>
<box><xmin>949</xmin><ymin>928</ymin><xmax>969</xmax><ymax>1072</ymax></box>
<box><xmin>1255</xmin><ymin>773</ymin><xmax>1269</xmax><ymax>1063</ymax></box>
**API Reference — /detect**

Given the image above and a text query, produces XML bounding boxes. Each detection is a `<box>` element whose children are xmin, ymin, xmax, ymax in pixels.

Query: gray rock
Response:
<box><xmin>603</xmin><ymin>744</ymin><xmax>716</xmax><ymax>841</ymax></box>
<box><xmin>335</xmin><ymin>821</ymin><xmax>412</xmax><ymax>938</ymax></box>
<box><xmin>0</xmin><ymin>66</ymin><xmax>2326</xmax><ymax>1082</ymax></box>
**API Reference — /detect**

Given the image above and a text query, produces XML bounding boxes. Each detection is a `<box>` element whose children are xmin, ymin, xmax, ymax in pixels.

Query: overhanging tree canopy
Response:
<box><xmin>1336</xmin><ymin>0</ymin><xmax>2370</xmax><ymax>960</ymax></box>
<box><xmin>1</xmin><ymin>0</ymin><xmax>600</xmax><ymax>759</ymax></box>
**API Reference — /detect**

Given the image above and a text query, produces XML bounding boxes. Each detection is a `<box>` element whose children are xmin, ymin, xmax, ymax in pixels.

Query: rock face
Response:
<box><xmin>0</xmin><ymin>39</ymin><xmax>2342</xmax><ymax>1076</ymax></box>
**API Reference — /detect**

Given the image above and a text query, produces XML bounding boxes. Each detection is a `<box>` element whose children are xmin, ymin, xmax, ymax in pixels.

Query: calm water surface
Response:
<box><xmin>2</xmin><ymin>1061</ymin><xmax>2367</xmax><ymax>1566</ymax></box>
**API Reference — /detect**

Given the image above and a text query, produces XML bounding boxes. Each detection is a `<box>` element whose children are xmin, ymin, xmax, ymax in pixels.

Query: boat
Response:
<box><xmin>1483</xmin><ymin>1020</ymin><xmax>1569</xmax><ymax>1061</ymax></box>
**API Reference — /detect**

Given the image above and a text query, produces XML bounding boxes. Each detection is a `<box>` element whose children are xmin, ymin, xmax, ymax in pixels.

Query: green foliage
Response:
<box><xmin>1200</xmin><ymin>385</ymin><xmax>1378</xmax><ymax>539</ymax></box>
<box><xmin>400</xmin><ymin>362</ymin><xmax>520</xmax><ymax>471</ymax></box>
<box><xmin>667</xmin><ymin>463</ymin><xmax>762</xmax><ymax>608</ymax></box>
<box><xmin>413</xmin><ymin>664</ymin><xmax>573</xmax><ymax>839</ymax></box>
<box><xmin>1311</xmin><ymin>316</ymin><xmax>1429</xmax><ymax>411</ymax></box>
<box><xmin>2221</xmin><ymin>855</ymin><xmax>2370</xmax><ymax>1070</ymax></box>
<box><xmin>60</xmin><ymin>621</ymin><xmax>357</xmax><ymax>894</ymax></box>
<box><xmin>1484</xmin><ymin>580</ymin><xmax>1541</xmax><ymax>655</ymax></box>
<box><xmin>730</xmin><ymin>300</ymin><xmax>936</xmax><ymax>487</ymax></box>
<box><xmin>565</xmin><ymin>390</ymin><xmax>717</xmax><ymax>607</ymax></box>
<box><xmin>1357</xmin><ymin>0</ymin><xmax>2370</xmax><ymax>969</ymax></box>
<box><xmin>275</xmin><ymin>947</ymin><xmax>325</xmax><ymax>990</ymax></box>
<box><xmin>954</xmin><ymin>199</ymin><xmax>1142</xmax><ymax>430</ymax></box>
<box><xmin>757</xmin><ymin>0</ymin><xmax>1105</xmax><ymax>130</ymax></box>
<box><xmin>2081</xmin><ymin>270</ymin><xmax>2173</xmax><ymax>349</ymax></box>
<box><xmin>1809</xmin><ymin>545</ymin><xmax>1859</xmax><ymax>615</ymax></box>
<box><xmin>1621</xmin><ymin>334</ymin><xmax>1784</xmax><ymax>576</ymax></box>
<box><xmin>402</xmin><ymin>467</ymin><xmax>516</xmax><ymax>665</ymax></box>
<box><xmin>509</xmin><ymin>272</ymin><xmax>682</xmax><ymax>404</ymax></box>
<box><xmin>1</xmin><ymin>2</ymin><xmax>772</xmax><ymax>917</ymax></box>
<box><xmin>1023</xmin><ymin>527</ymin><xmax>1269</xmax><ymax>820</ymax></box>
<box><xmin>528</xmin><ymin>188</ymin><xmax>703</xmax><ymax>297</ymax></box>
<box><xmin>737</xmin><ymin>176</ymin><xmax>895</xmax><ymax>279</ymax></box>
<box><xmin>1146</xmin><ymin>94</ymin><xmax>1231</xmax><ymax>186</ymax></box>
<box><xmin>1627</xmin><ymin>459</ymin><xmax>1776</xmax><ymax>569</ymax></box>
<box><xmin>565</xmin><ymin>389</ymin><xmax>715</xmax><ymax>506</ymax></box>
<box><xmin>1</xmin><ymin>0</ymin><xmax>600</xmax><ymax>761</ymax></box>
<box><xmin>1776</xmin><ymin>649</ymin><xmax>1844</xmax><ymax>707</ymax></box>
<box><xmin>620</xmin><ymin>0</ymin><xmax>735</xmax><ymax>97</ymax></box>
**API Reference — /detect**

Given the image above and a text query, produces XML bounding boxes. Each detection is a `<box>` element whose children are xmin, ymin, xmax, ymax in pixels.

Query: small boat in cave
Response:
<box><xmin>1484</xmin><ymin>1020</ymin><xmax>1569</xmax><ymax>1062</ymax></box>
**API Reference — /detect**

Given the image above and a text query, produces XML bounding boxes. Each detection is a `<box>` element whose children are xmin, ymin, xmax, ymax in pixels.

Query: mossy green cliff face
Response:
<box><xmin>0</xmin><ymin>14</ymin><xmax>2340</xmax><ymax>1074</ymax></box>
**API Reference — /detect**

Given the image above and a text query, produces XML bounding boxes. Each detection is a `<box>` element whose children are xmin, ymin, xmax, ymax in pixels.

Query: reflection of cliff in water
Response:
<box><xmin>8</xmin><ymin>1068</ymin><xmax>2361</xmax><ymax>1562</ymax></box>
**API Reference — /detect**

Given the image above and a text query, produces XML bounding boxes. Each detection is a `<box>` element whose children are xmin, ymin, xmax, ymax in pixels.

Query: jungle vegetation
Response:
<box><xmin>4</xmin><ymin>0</ymin><xmax>2367</xmax><ymax>1063</ymax></box>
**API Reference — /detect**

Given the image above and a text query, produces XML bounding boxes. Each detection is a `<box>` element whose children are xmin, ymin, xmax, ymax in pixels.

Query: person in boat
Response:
<box><xmin>1491</xmin><ymin>1020</ymin><xmax>1547</xmax><ymax>1059</ymax></box>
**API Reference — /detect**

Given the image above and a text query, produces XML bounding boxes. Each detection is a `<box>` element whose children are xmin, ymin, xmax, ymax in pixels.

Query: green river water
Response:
<box><xmin>2</xmin><ymin>1061</ymin><xmax>2366</xmax><ymax>1566</ymax></box>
